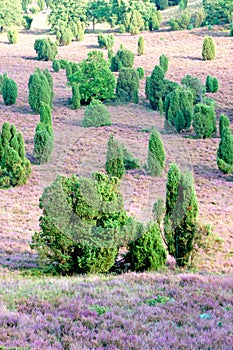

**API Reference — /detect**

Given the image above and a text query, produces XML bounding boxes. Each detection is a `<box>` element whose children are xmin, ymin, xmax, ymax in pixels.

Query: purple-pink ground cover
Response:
<box><xmin>0</xmin><ymin>270</ymin><xmax>232</xmax><ymax>349</ymax></box>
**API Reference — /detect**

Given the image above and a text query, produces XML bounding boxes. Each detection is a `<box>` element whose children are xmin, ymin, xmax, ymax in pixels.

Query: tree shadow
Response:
<box><xmin>193</xmin><ymin>163</ymin><xmax>232</xmax><ymax>182</ymax></box>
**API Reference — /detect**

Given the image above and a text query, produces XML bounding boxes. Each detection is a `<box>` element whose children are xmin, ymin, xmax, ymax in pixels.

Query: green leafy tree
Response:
<box><xmin>87</xmin><ymin>0</ymin><xmax>110</xmax><ymax>30</ymax></box>
<box><xmin>116</xmin><ymin>68</ymin><xmax>139</xmax><ymax>103</ymax></box>
<box><xmin>0</xmin><ymin>0</ymin><xmax>22</xmax><ymax>33</ymax></box>
<box><xmin>71</xmin><ymin>20</ymin><xmax>85</xmax><ymax>41</ymax></box>
<box><xmin>138</xmin><ymin>36</ymin><xmax>145</xmax><ymax>56</ymax></box>
<box><xmin>164</xmin><ymin>164</ymin><xmax>199</xmax><ymax>267</ymax></box>
<box><xmin>202</xmin><ymin>36</ymin><xmax>216</xmax><ymax>60</ymax></box>
<box><xmin>81</xmin><ymin>99</ymin><xmax>111</xmax><ymax>127</ymax></box>
<box><xmin>56</xmin><ymin>26</ymin><xmax>73</xmax><ymax>46</ymax></box>
<box><xmin>31</xmin><ymin>172</ymin><xmax>136</xmax><ymax>274</ymax></box>
<box><xmin>106</xmin><ymin>134</ymin><xmax>125</xmax><ymax>179</ymax></box>
<box><xmin>69</xmin><ymin>50</ymin><xmax>116</xmax><ymax>104</ymax></box>
<box><xmin>219</xmin><ymin>114</ymin><xmax>230</xmax><ymax>138</ymax></box>
<box><xmin>217</xmin><ymin>127</ymin><xmax>233</xmax><ymax>174</ymax></box>
<box><xmin>125</xmin><ymin>222</ymin><xmax>167</xmax><ymax>272</ymax></box>
<box><xmin>2</xmin><ymin>76</ymin><xmax>18</xmax><ymax>106</ymax></box>
<box><xmin>147</xmin><ymin>128</ymin><xmax>165</xmax><ymax>176</ymax></box>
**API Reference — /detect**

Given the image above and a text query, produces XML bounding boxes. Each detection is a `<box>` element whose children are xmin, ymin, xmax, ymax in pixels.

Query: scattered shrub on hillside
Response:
<box><xmin>71</xmin><ymin>20</ymin><xmax>85</xmax><ymax>41</ymax></box>
<box><xmin>138</xmin><ymin>36</ymin><xmax>144</xmax><ymax>56</ymax></box>
<box><xmin>34</xmin><ymin>38</ymin><xmax>58</xmax><ymax>61</ymax></box>
<box><xmin>181</xmin><ymin>74</ymin><xmax>206</xmax><ymax>103</ymax></box>
<box><xmin>147</xmin><ymin>128</ymin><xmax>165</xmax><ymax>177</ymax></box>
<box><xmin>193</xmin><ymin>7</ymin><xmax>206</xmax><ymax>28</ymax></box>
<box><xmin>169</xmin><ymin>10</ymin><xmax>191</xmax><ymax>30</ymax></box>
<box><xmin>98</xmin><ymin>33</ymin><xmax>114</xmax><ymax>50</ymax></box>
<box><xmin>31</xmin><ymin>172</ymin><xmax>136</xmax><ymax>274</ymax></box>
<box><xmin>164</xmin><ymin>163</ymin><xmax>199</xmax><ymax>267</ymax></box>
<box><xmin>202</xmin><ymin>36</ymin><xmax>216</xmax><ymax>60</ymax></box>
<box><xmin>156</xmin><ymin>0</ymin><xmax>168</xmax><ymax>10</ymax></box>
<box><xmin>0</xmin><ymin>122</ymin><xmax>31</xmax><ymax>187</ymax></box>
<box><xmin>136</xmin><ymin>67</ymin><xmax>145</xmax><ymax>80</ymax></box>
<box><xmin>206</xmin><ymin>75</ymin><xmax>219</xmax><ymax>93</ymax></box>
<box><xmin>193</xmin><ymin>103</ymin><xmax>216</xmax><ymax>138</ymax></box>
<box><xmin>30</xmin><ymin>5</ymin><xmax>39</xmax><ymax>14</ymax></box>
<box><xmin>116</xmin><ymin>68</ymin><xmax>139</xmax><ymax>103</ymax></box>
<box><xmin>22</xmin><ymin>15</ymin><xmax>33</xmax><ymax>30</ymax></box>
<box><xmin>149</xmin><ymin>12</ymin><xmax>160</xmax><ymax>31</ymax></box>
<box><xmin>217</xmin><ymin>127</ymin><xmax>233</xmax><ymax>174</ymax></box>
<box><xmin>52</xmin><ymin>59</ymin><xmax>60</xmax><ymax>72</ymax></box>
<box><xmin>82</xmin><ymin>100</ymin><xmax>111</xmax><ymax>127</ymax></box>
<box><xmin>106</xmin><ymin>135</ymin><xmax>125</xmax><ymax>179</ymax></box>
<box><xmin>111</xmin><ymin>49</ymin><xmax>135</xmax><ymax>72</ymax></box>
<box><xmin>125</xmin><ymin>222</ymin><xmax>167</xmax><ymax>272</ymax></box>
<box><xmin>148</xmin><ymin>65</ymin><xmax>164</xmax><ymax>110</ymax></box>
<box><xmin>57</xmin><ymin>59</ymin><xmax>69</xmax><ymax>69</ymax></box>
<box><xmin>56</xmin><ymin>26</ymin><xmax>73</xmax><ymax>46</ymax></box>
<box><xmin>28</xmin><ymin>68</ymin><xmax>51</xmax><ymax>112</ymax></box>
<box><xmin>38</xmin><ymin>0</ymin><xmax>45</xmax><ymax>11</ymax></box>
<box><xmin>43</xmin><ymin>68</ymin><xmax>54</xmax><ymax>102</ymax></box>
<box><xmin>7</xmin><ymin>29</ymin><xmax>18</xmax><ymax>44</ymax></box>
<box><xmin>121</xmin><ymin>143</ymin><xmax>140</xmax><ymax>170</ymax></box>
<box><xmin>159</xmin><ymin>54</ymin><xmax>169</xmax><ymax>74</ymax></box>
<box><xmin>219</xmin><ymin>114</ymin><xmax>230</xmax><ymax>138</ymax></box>
<box><xmin>71</xmin><ymin>83</ymin><xmax>81</xmax><ymax>110</ymax></box>
<box><xmin>2</xmin><ymin>76</ymin><xmax>18</xmax><ymax>106</ymax></box>
<box><xmin>123</xmin><ymin>10</ymin><xmax>144</xmax><ymax>34</ymax></box>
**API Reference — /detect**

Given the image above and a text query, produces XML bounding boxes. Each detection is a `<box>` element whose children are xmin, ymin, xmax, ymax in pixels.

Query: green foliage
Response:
<box><xmin>43</xmin><ymin>68</ymin><xmax>54</xmax><ymax>103</ymax></box>
<box><xmin>125</xmin><ymin>222</ymin><xmax>167</xmax><ymax>272</ymax></box>
<box><xmin>31</xmin><ymin>172</ymin><xmax>136</xmax><ymax>274</ymax></box>
<box><xmin>164</xmin><ymin>164</ymin><xmax>199</xmax><ymax>267</ymax></box>
<box><xmin>2</xmin><ymin>76</ymin><xmax>18</xmax><ymax>106</ymax></box>
<box><xmin>0</xmin><ymin>122</ymin><xmax>31</xmax><ymax>187</ymax></box>
<box><xmin>22</xmin><ymin>15</ymin><xmax>33</xmax><ymax>30</ymax></box>
<box><xmin>138</xmin><ymin>36</ymin><xmax>144</xmax><ymax>56</ymax></box>
<box><xmin>33</xmin><ymin>122</ymin><xmax>53</xmax><ymax>164</ymax></box>
<box><xmin>71</xmin><ymin>20</ymin><xmax>85</xmax><ymax>41</ymax></box>
<box><xmin>28</xmin><ymin>68</ymin><xmax>51</xmax><ymax>112</ymax></box>
<box><xmin>149</xmin><ymin>12</ymin><xmax>160</xmax><ymax>31</ymax></box>
<box><xmin>39</xmin><ymin>102</ymin><xmax>53</xmax><ymax>133</ymax></box>
<box><xmin>219</xmin><ymin>114</ymin><xmax>230</xmax><ymax>138</ymax></box>
<box><xmin>148</xmin><ymin>65</ymin><xmax>164</xmax><ymax>110</ymax></box>
<box><xmin>169</xmin><ymin>10</ymin><xmax>191</xmax><ymax>30</ymax></box>
<box><xmin>52</xmin><ymin>59</ymin><xmax>60</xmax><ymax>72</ymax></box>
<box><xmin>181</xmin><ymin>74</ymin><xmax>206</xmax><ymax>104</ymax></box>
<box><xmin>164</xmin><ymin>88</ymin><xmax>193</xmax><ymax>132</ymax></box>
<box><xmin>136</xmin><ymin>67</ymin><xmax>145</xmax><ymax>80</ymax></box>
<box><xmin>193</xmin><ymin>103</ymin><xmax>216</xmax><ymax>138</ymax></box>
<box><xmin>69</xmin><ymin>50</ymin><xmax>116</xmax><ymax>104</ymax></box>
<box><xmin>206</xmin><ymin>75</ymin><xmax>218</xmax><ymax>93</ymax></box>
<box><xmin>193</xmin><ymin>7</ymin><xmax>206</xmax><ymax>27</ymax></box>
<box><xmin>111</xmin><ymin>49</ymin><xmax>135</xmax><ymax>72</ymax></box>
<box><xmin>217</xmin><ymin>127</ymin><xmax>233</xmax><ymax>174</ymax></box>
<box><xmin>57</xmin><ymin>59</ymin><xmax>69</xmax><ymax>69</ymax></box>
<box><xmin>153</xmin><ymin>198</ymin><xmax>165</xmax><ymax>226</ymax></box>
<box><xmin>0</xmin><ymin>0</ymin><xmax>22</xmax><ymax>31</ymax></box>
<box><xmin>106</xmin><ymin>135</ymin><xmax>125</xmax><ymax>179</ymax></box>
<box><xmin>159</xmin><ymin>54</ymin><xmax>169</xmax><ymax>74</ymax></box>
<box><xmin>38</xmin><ymin>0</ymin><xmax>45</xmax><ymax>11</ymax></box>
<box><xmin>158</xmin><ymin>98</ymin><xmax>164</xmax><ymax>116</ymax></box>
<box><xmin>121</xmin><ymin>143</ymin><xmax>140</xmax><ymax>170</ymax></box>
<box><xmin>156</xmin><ymin>0</ymin><xmax>168</xmax><ymax>10</ymax></box>
<box><xmin>30</xmin><ymin>5</ymin><xmax>39</xmax><ymax>14</ymax></box>
<box><xmin>81</xmin><ymin>99</ymin><xmax>111</xmax><ymax>127</ymax></box>
<box><xmin>147</xmin><ymin>128</ymin><xmax>165</xmax><ymax>177</ymax></box>
<box><xmin>123</xmin><ymin>10</ymin><xmax>144</xmax><ymax>34</ymax></box>
<box><xmin>86</xmin><ymin>0</ymin><xmax>110</xmax><ymax>31</ymax></box>
<box><xmin>34</xmin><ymin>38</ymin><xmax>58</xmax><ymax>61</ymax></box>
<box><xmin>116</xmin><ymin>68</ymin><xmax>139</xmax><ymax>103</ymax></box>
<box><xmin>202</xmin><ymin>36</ymin><xmax>216</xmax><ymax>60</ymax></box>
<box><xmin>22</xmin><ymin>0</ymin><xmax>32</xmax><ymax>12</ymax></box>
<box><xmin>71</xmin><ymin>83</ymin><xmax>81</xmax><ymax>110</ymax></box>
<box><xmin>98</xmin><ymin>33</ymin><xmax>114</xmax><ymax>50</ymax></box>
<box><xmin>7</xmin><ymin>29</ymin><xmax>18</xmax><ymax>44</ymax></box>
<box><xmin>203</xmin><ymin>0</ymin><xmax>233</xmax><ymax>25</ymax></box>
<box><xmin>56</xmin><ymin>26</ymin><xmax>73</xmax><ymax>46</ymax></box>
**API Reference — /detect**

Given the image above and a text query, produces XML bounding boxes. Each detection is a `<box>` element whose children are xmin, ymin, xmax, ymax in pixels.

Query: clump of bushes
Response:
<box><xmin>7</xmin><ymin>29</ymin><xmax>18</xmax><ymax>44</ymax></box>
<box><xmin>136</xmin><ymin>67</ymin><xmax>145</xmax><ymax>80</ymax></box>
<box><xmin>205</xmin><ymin>75</ymin><xmax>219</xmax><ymax>93</ymax></box>
<box><xmin>81</xmin><ymin>100</ymin><xmax>111</xmax><ymax>127</ymax></box>
<box><xmin>116</xmin><ymin>68</ymin><xmax>139</xmax><ymax>103</ymax></box>
<box><xmin>0</xmin><ymin>122</ymin><xmax>31</xmax><ymax>187</ymax></box>
<box><xmin>111</xmin><ymin>48</ymin><xmax>135</xmax><ymax>72</ymax></box>
<box><xmin>181</xmin><ymin>74</ymin><xmax>206</xmax><ymax>103</ymax></box>
<box><xmin>147</xmin><ymin>128</ymin><xmax>165</xmax><ymax>177</ymax></box>
<box><xmin>34</xmin><ymin>38</ymin><xmax>58</xmax><ymax>61</ymax></box>
<box><xmin>169</xmin><ymin>10</ymin><xmax>191</xmax><ymax>30</ymax></box>
<box><xmin>193</xmin><ymin>103</ymin><xmax>216</xmax><ymax>138</ymax></box>
<box><xmin>98</xmin><ymin>33</ymin><xmax>114</xmax><ymax>50</ymax></box>
<box><xmin>106</xmin><ymin>135</ymin><xmax>125</xmax><ymax>179</ymax></box>
<box><xmin>52</xmin><ymin>59</ymin><xmax>60</xmax><ymax>72</ymax></box>
<box><xmin>2</xmin><ymin>75</ymin><xmax>18</xmax><ymax>106</ymax></box>
<box><xmin>202</xmin><ymin>36</ymin><xmax>216</xmax><ymax>60</ymax></box>
<box><xmin>56</xmin><ymin>27</ymin><xmax>73</xmax><ymax>46</ymax></box>
<box><xmin>22</xmin><ymin>15</ymin><xmax>33</xmax><ymax>30</ymax></box>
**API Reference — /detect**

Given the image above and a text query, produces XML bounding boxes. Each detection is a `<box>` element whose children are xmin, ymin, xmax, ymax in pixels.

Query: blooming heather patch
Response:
<box><xmin>0</xmin><ymin>269</ymin><xmax>232</xmax><ymax>349</ymax></box>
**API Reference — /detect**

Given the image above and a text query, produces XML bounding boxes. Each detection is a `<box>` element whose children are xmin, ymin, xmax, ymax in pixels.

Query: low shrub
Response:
<box><xmin>34</xmin><ymin>38</ymin><xmax>57</xmax><ymax>61</ymax></box>
<box><xmin>116</xmin><ymin>67</ymin><xmax>139</xmax><ymax>103</ymax></box>
<box><xmin>193</xmin><ymin>103</ymin><xmax>216</xmax><ymax>138</ymax></box>
<box><xmin>136</xmin><ymin>67</ymin><xmax>145</xmax><ymax>80</ymax></box>
<box><xmin>7</xmin><ymin>29</ymin><xmax>18</xmax><ymax>44</ymax></box>
<box><xmin>202</xmin><ymin>36</ymin><xmax>216</xmax><ymax>60</ymax></box>
<box><xmin>22</xmin><ymin>15</ymin><xmax>33</xmax><ymax>30</ymax></box>
<box><xmin>81</xmin><ymin>100</ymin><xmax>111</xmax><ymax>127</ymax></box>
<box><xmin>2</xmin><ymin>76</ymin><xmax>18</xmax><ymax>105</ymax></box>
<box><xmin>111</xmin><ymin>49</ymin><xmax>135</xmax><ymax>72</ymax></box>
<box><xmin>52</xmin><ymin>59</ymin><xmax>60</xmax><ymax>72</ymax></box>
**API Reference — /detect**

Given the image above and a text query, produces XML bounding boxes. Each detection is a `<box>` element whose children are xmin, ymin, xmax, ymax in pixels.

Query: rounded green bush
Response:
<box><xmin>2</xmin><ymin>76</ymin><xmax>18</xmax><ymax>105</ymax></box>
<box><xmin>202</xmin><ymin>36</ymin><xmax>216</xmax><ymax>60</ymax></box>
<box><xmin>82</xmin><ymin>99</ymin><xmax>111</xmax><ymax>127</ymax></box>
<box><xmin>52</xmin><ymin>59</ymin><xmax>60</xmax><ymax>72</ymax></box>
<box><xmin>7</xmin><ymin>29</ymin><xmax>18</xmax><ymax>44</ymax></box>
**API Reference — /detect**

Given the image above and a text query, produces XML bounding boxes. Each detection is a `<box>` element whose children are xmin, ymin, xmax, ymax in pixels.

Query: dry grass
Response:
<box><xmin>0</xmin><ymin>9</ymin><xmax>232</xmax><ymax>272</ymax></box>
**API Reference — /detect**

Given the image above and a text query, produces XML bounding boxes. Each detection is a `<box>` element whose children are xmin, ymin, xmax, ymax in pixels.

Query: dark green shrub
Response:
<box><xmin>121</xmin><ymin>143</ymin><xmax>140</xmax><ymax>170</ymax></box>
<box><xmin>7</xmin><ymin>29</ymin><xmax>18</xmax><ymax>44</ymax></box>
<box><xmin>158</xmin><ymin>98</ymin><xmax>164</xmax><ymax>116</ymax></box>
<box><xmin>106</xmin><ymin>135</ymin><xmax>125</xmax><ymax>179</ymax></box>
<box><xmin>202</xmin><ymin>36</ymin><xmax>216</xmax><ymax>60</ymax></box>
<box><xmin>52</xmin><ymin>59</ymin><xmax>60</xmax><ymax>72</ymax></box>
<box><xmin>34</xmin><ymin>38</ymin><xmax>58</xmax><ymax>61</ymax></box>
<box><xmin>2</xmin><ymin>76</ymin><xmax>18</xmax><ymax>106</ymax></box>
<box><xmin>212</xmin><ymin>77</ymin><xmax>219</xmax><ymax>92</ymax></box>
<box><xmin>156</xmin><ymin>0</ymin><xmax>168</xmax><ymax>10</ymax></box>
<box><xmin>0</xmin><ymin>123</ymin><xmax>31</xmax><ymax>187</ymax></box>
<box><xmin>136</xmin><ymin>67</ymin><xmax>145</xmax><ymax>80</ymax></box>
<box><xmin>181</xmin><ymin>74</ymin><xmax>206</xmax><ymax>103</ymax></box>
<box><xmin>28</xmin><ymin>68</ymin><xmax>51</xmax><ymax>112</ymax></box>
<box><xmin>153</xmin><ymin>198</ymin><xmax>165</xmax><ymax>226</ymax></box>
<box><xmin>217</xmin><ymin>127</ymin><xmax>233</xmax><ymax>174</ymax></box>
<box><xmin>71</xmin><ymin>20</ymin><xmax>85</xmax><ymax>41</ymax></box>
<box><xmin>98</xmin><ymin>33</ymin><xmax>114</xmax><ymax>49</ymax></box>
<box><xmin>206</xmin><ymin>75</ymin><xmax>218</xmax><ymax>93</ymax></box>
<box><xmin>57</xmin><ymin>59</ymin><xmax>69</xmax><ymax>69</ymax></box>
<box><xmin>219</xmin><ymin>114</ymin><xmax>230</xmax><ymax>138</ymax></box>
<box><xmin>38</xmin><ymin>0</ymin><xmax>45</xmax><ymax>11</ymax></box>
<box><xmin>111</xmin><ymin>49</ymin><xmax>135</xmax><ymax>72</ymax></box>
<box><xmin>66</xmin><ymin>62</ymin><xmax>73</xmax><ymax>81</ymax></box>
<box><xmin>159</xmin><ymin>54</ymin><xmax>169</xmax><ymax>74</ymax></box>
<box><xmin>148</xmin><ymin>65</ymin><xmax>165</xmax><ymax>110</ymax></box>
<box><xmin>138</xmin><ymin>36</ymin><xmax>144</xmax><ymax>56</ymax></box>
<box><xmin>39</xmin><ymin>102</ymin><xmax>53</xmax><ymax>133</ymax></box>
<box><xmin>164</xmin><ymin>164</ymin><xmax>199</xmax><ymax>267</ymax></box>
<box><xmin>30</xmin><ymin>6</ymin><xmax>39</xmax><ymax>14</ymax></box>
<box><xmin>116</xmin><ymin>68</ymin><xmax>139</xmax><ymax>103</ymax></box>
<box><xmin>149</xmin><ymin>13</ymin><xmax>160</xmax><ymax>31</ymax></box>
<box><xmin>169</xmin><ymin>10</ymin><xmax>191</xmax><ymax>30</ymax></box>
<box><xmin>81</xmin><ymin>100</ymin><xmax>111</xmax><ymax>127</ymax></box>
<box><xmin>22</xmin><ymin>15</ymin><xmax>33</xmax><ymax>30</ymax></box>
<box><xmin>31</xmin><ymin>172</ymin><xmax>136</xmax><ymax>274</ymax></box>
<box><xmin>147</xmin><ymin>128</ymin><xmax>165</xmax><ymax>177</ymax></box>
<box><xmin>193</xmin><ymin>103</ymin><xmax>216</xmax><ymax>138</ymax></box>
<box><xmin>69</xmin><ymin>50</ymin><xmax>116</xmax><ymax>104</ymax></box>
<box><xmin>43</xmin><ymin>68</ymin><xmax>54</xmax><ymax>103</ymax></box>
<box><xmin>71</xmin><ymin>83</ymin><xmax>81</xmax><ymax>110</ymax></box>
<box><xmin>33</xmin><ymin>122</ymin><xmax>53</xmax><ymax>164</ymax></box>
<box><xmin>56</xmin><ymin>26</ymin><xmax>73</xmax><ymax>46</ymax></box>
<box><xmin>125</xmin><ymin>222</ymin><xmax>166</xmax><ymax>272</ymax></box>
